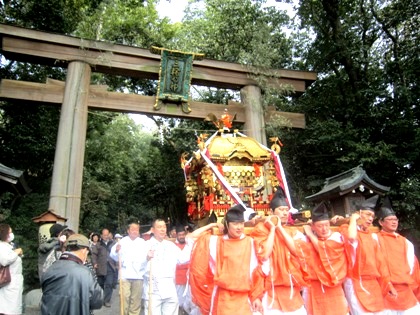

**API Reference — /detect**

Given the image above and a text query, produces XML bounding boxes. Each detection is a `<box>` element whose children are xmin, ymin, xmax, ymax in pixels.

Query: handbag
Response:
<box><xmin>0</xmin><ymin>264</ymin><xmax>11</xmax><ymax>288</ymax></box>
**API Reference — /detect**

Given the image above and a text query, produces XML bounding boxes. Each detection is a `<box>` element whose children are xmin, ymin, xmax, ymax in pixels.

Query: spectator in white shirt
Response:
<box><xmin>143</xmin><ymin>218</ymin><xmax>193</xmax><ymax>315</ymax></box>
<box><xmin>110</xmin><ymin>222</ymin><xmax>148</xmax><ymax>315</ymax></box>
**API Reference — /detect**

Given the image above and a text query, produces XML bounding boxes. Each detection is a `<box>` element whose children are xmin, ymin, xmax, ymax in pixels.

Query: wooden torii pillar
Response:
<box><xmin>0</xmin><ymin>24</ymin><xmax>316</xmax><ymax>231</ymax></box>
<box><xmin>50</xmin><ymin>62</ymin><xmax>91</xmax><ymax>227</ymax></box>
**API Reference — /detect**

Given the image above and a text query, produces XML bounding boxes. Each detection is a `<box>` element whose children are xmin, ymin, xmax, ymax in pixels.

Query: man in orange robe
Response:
<box><xmin>376</xmin><ymin>198</ymin><xmax>420</xmax><ymax>314</ymax></box>
<box><xmin>251</xmin><ymin>188</ymin><xmax>307</xmax><ymax>315</ymax></box>
<box><xmin>297</xmin><ymin>202</ymin><xmax>348</xmax><ymax>315</ymax></box>
<box><xmin>188</xmin><ymin>205</ymin><xmax>264</xmax><ymax>315</ymax></box>
<box><xmin>341</xmin><ymin>195</ymin><xmax>397</xmax><ymax>315</ymax></box>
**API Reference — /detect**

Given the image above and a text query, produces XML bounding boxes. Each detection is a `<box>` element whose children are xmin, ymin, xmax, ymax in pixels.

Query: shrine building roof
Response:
<box><xmin>0</xmin><ymin>163</ymin><xmax>31</xmax><ymax>196</ymax></box>
<box><xmin>306</xmin><ymin>165</ymin><xmax>390</xmax><ymax>202</ymax></box>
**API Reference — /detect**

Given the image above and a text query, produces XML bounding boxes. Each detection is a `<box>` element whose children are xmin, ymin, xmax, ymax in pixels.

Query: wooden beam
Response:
<box><xmin>88</xmin><ymin>89</ymin><xmax>248</xmax><ymax>122</ymax></box>
<box><xmin>0</xmin><ymin>24</ymin><xmax>316</xmax><ymax>92</ymax></box>
<box><xmin>0</xmin><ymin>79</ymin><xmax>306</xmax><ymax>128</ymax></box>
<box><xmin>265</xmin><ymin>105</ymin><xmax>306</xmax><ymax>129</ymax></box>
<box><xmin>0</xmin><ymin>79</ymin><xmax>246</xmax><ymax>122</ymax></box>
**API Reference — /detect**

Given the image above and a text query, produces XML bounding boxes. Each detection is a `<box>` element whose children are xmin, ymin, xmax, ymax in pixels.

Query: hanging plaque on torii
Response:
<box><xmin>150</xmin><ymin>46</ymin><xmax>204</xmax><ymax>113</ymax></box>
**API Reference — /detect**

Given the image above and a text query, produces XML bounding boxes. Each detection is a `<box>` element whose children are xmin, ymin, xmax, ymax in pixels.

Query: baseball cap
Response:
<box><xmin>65</xmin><ymin>234</ymin><xmax>90</xmax><ymax>249</ymax></box>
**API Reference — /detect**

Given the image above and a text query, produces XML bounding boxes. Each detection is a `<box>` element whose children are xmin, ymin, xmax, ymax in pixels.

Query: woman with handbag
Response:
<box><xmin>0</xmin><ymin>223</ymin><xmax>24</xmax><ymax>315</ymax></box>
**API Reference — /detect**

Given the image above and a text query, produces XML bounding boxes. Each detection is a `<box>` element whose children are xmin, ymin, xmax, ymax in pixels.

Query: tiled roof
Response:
<box><xmin>0</xmin><ymin>163</ymin><xmax>31</xmax><ymax>195</ymax></box>
<box><xmin>306</xmin><ymin>165</ymin><xmax>390</xmax><ymax>201</ymax></box>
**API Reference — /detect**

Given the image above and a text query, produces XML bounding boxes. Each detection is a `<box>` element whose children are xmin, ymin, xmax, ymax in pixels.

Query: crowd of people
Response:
<box><xmin>35</xmin><ymin>218</ymin><xmax>196</xmax><ymax>315</ymax></box>
<box><xmin>185</xmin><ymin>191</ymin><xmax>420</xmax><ymax>315</ymax></box>
<box><xmin>1</xmin><ymin>188</ymin><xmax>420</xmax><ymax>315</ymax></box>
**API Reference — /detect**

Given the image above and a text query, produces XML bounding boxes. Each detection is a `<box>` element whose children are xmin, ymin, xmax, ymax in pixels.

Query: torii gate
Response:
<box><xmin>0</xmin><ymin>24</ymin><xmax>316</xmax><ymax>231</ymax></box>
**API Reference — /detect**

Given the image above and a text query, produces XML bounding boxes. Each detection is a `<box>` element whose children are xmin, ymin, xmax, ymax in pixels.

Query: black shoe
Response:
<box><xmin>104</xmin><ymin>302</ymin><xmax>111</xmax><ymax>307</ymax></box>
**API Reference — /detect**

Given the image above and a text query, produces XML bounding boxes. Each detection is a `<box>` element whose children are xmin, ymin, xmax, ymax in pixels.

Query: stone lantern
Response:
<box><xmin>32</xmin><ymin>209</ymin><xmax>68</xmax><ymax>245</ymax></box>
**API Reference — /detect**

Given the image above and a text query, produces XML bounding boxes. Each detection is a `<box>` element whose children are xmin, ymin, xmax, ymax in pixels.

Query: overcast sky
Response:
<box><xmin>156</xmin><ymin>0</ymin><xmax>189</xmax><ymax>22</ymax></box>
<box><xmin>156</xmin><ymin>0</ymin><xmax>294</xmax><ymax>22</ymax></box>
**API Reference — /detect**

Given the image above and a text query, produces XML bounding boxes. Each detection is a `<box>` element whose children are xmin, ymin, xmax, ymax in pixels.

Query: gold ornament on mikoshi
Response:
<box><xmin>269</xmin><ymin>137</ymin><xmax>284</xmax><ymax>154</ymax></box>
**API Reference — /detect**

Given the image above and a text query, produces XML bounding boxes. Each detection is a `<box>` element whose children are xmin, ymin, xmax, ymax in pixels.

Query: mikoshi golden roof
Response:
<box><xmin>206</xmin><ymin>134</ymin><xmax>272</xmax><ymax>163</ymax></box>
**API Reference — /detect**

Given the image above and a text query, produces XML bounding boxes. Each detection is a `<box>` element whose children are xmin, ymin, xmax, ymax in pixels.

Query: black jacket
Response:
<box><xmin>37</xmin><ymin>237</ymin><xmax>59</xmax><ymax>280</ymax></box>
<box><xmin>41</xmin><ymin>252</ymin><xmax>103</xmax><ymax>315</ymax></box>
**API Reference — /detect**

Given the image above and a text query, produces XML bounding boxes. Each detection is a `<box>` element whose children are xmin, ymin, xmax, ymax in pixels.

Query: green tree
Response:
<box><xmin>76</xmin><ymin>0</ymin><xmax>177</xmax><ymax>47</ymax></box>
<box><xmin>179</xmin><ymin>0</ymin><xmax>292</xmax><ymax>68</ymax></box>
<box><xmin>81</xmin><ymin>113</ymin><xmax>159</xmax><ymax>233</ymax></box>
<box><xmin>273</xmin><ymin>0</ymin><xmax>420</xmax><ymax>228</ymax></box>
<box><xmin>1</xmin><ymin>0</ymin><xmax>97</xmax><ymax>33</ymax></box>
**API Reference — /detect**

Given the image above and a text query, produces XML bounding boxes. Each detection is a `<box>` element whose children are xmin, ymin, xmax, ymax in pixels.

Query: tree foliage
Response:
<box><xmin>76</xmin><ymin>0</ymin><xmax>177</xmax><ymax>47</ymax></box>
<box><xmin>274</xmin><ymin>0</ymin><xmax>420</xmax><ymax>225</ymax></box>
<box><xmin>81</xmin><ymin>113</ymin><xmax>160</xmax><ymax>232</ymax></box>
<box><xmin>179</xmin><ymin>0</ymin><xmax>292</xmax><ymax>68</ymax></box>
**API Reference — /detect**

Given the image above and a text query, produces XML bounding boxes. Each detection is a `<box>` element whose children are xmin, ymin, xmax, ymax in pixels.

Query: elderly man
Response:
<box><xmin>41</xmin><ymin>234</ymin><xmax>103</xmax><ymax>315</ymax></box>
<box><xmin>376</xmin><ymin>197</ymin><xmax>420</xmax><ymax>314</ymax></box>
<box><xmin>110</xmin><ymin>221</ymin><xmax>148</xmax><ymax>315</ymax></box>
<box><xmin>143</xmin><ymin>218</ymin><xmax>193</xmax><ymax>315</ymax></box>
<box><xmin>342</xmin><ymin>195</ymin><xmax>397</xmax><ymax>315</ymax></box>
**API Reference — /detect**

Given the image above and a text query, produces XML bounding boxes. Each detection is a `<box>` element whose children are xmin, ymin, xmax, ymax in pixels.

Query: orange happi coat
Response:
<box><xmin>295</xmin><ymin>232</ymin><xmax>348</xmax><ymax>315</ymax></box>
<box><xmin>341</xmin><ymin>225</ymin><xmax>392</xmax><ymax>313</ymax></box>
<box><xmin>377</xmin><ymin>231</ymin><xmax>418</xmax><ymax>310</ymax></box>
<box><xmin>189</xmin><ymin>232</ymin><xmax>264</xmax><ymax>315</ymax></box>
<box><xmin>212</xmin><ymin>236</ymin><xmax>259</xmax><ymax>315</ymax></box>
<box><xmin>251</xmin><ymin>222</ymin><xmax>306</xmax><ymax>312</ymax></box>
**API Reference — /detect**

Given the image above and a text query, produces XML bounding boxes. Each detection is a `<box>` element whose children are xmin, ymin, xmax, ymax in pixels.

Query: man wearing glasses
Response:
<box><xmin>342</xmin><ymin>195</ymin><xmax>397</xmax><ymax>315</ymax></box>
<box><xmin>376</xmin><ymin>197</ymin><xmax>420</xmax><ymax>314</ymax></box>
